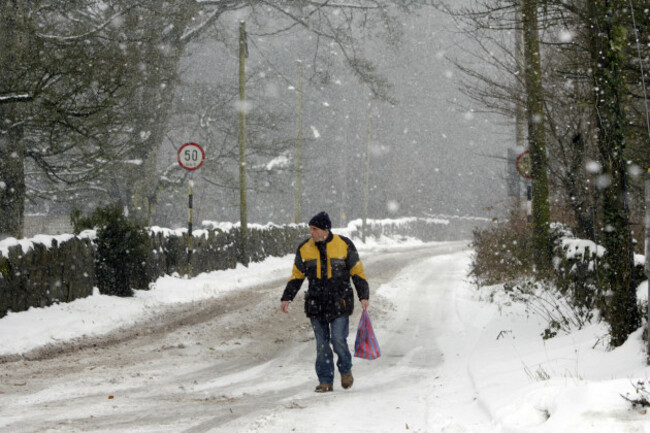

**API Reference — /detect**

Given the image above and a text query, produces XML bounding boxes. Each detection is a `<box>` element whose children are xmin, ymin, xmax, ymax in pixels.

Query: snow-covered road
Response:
<box><xmin>2</xmin><ymin>241</ymin><xmax>488</xmax><ymax>432</ymax></box>
<box><xmin>3</xmin><ymin>239</ymin><xmax>647</xmax><ymax>432</ymax></box>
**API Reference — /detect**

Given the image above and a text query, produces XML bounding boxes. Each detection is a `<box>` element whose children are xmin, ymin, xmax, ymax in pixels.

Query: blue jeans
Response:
<box><xmin>310</xmin><ymin>316</ymin><xmax>352</xmax><ymax>385</ymax></box>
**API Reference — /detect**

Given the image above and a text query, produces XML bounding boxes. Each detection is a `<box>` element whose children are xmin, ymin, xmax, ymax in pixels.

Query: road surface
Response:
<box><xmin>0</xmin><ymin>241</ymin><xmax>488</xmax><ymax>432</ymax></box>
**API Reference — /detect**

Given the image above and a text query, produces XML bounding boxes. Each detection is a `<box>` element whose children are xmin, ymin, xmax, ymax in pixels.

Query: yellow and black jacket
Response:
<box><xmin>281</xmin><ymin>232</ymin><xmax>369</xmax><ymax>321</ymax></box>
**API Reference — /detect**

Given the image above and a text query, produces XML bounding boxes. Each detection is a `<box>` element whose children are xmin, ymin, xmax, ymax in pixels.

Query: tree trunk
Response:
<box><xmin>521</xmin><ymin>0</ymin><xmax>552</xmax><ymax>271</ymax></box>
<box><xmin>127</xmin><ymin>83</ymin><xmax>177</xmax><ymax>225</ymax></box>
<box><xmin>122</xmin><ymin>2</ymin><xmax>197</xmax><ymax>225</ymax></box>
<box><xmin>0</xmin><ymin>112</ymin><xmax>25</xmax><ymax>239</ymax></box>
<box><xmin>564</xmin><ymin>134</ymin><xmax>595</xmax><ymax>239</ymax></box>
<box><xmin>0</xmin><ymin>1</ymin><xmax>25</xmax><ymax>239</ymax></box>
<box><xmin>588</xmin><ymin>0</ymin><xmax>639</xmax><ymax>346</ymax></box>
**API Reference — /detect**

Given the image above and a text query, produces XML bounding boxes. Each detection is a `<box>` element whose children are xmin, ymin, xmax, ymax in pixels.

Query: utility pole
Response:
<box><xmin>515</xmin><ymin>6</ymin><xmax>530</xmax><ymax>217</ymax></box>
<box><xmin>238</xmin><ymin>21</ymin><xmax>248</xmax><ymax>265</ymax></box>
<box><xmin>362</xmin><ymin>96</ymin><xmax>371</xmax><ymax>242</ymax></box>
<box><xmin>515</xmin><ymin>7</ymin><xmax>526</xmax><ymax>152</ymax></box>
<box><xmin>295</xmin><ymin>60</ymin><xmax>303</xmax><ymax>224</ymax></box>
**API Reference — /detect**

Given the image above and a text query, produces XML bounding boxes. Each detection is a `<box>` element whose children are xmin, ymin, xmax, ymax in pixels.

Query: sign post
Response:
<box><xmin>516</xmin><ymin>150</ymin><xmax>533</xmax><ymax>220</ymax></box>
<box><xmin>178</xmin><ymin>143</ymin><xmax>205</xmax><ymax>276</ymax></box>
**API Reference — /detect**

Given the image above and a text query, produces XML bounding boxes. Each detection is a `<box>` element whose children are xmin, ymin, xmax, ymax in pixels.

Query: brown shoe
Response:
<box><xmin>315</xmin><ymin>383</ymin><xmax>333</xmax><ymax>393</ymax></box>
<box><xmin>341</xmin><ymin>373</ymin><xmax>354</xmax><ymax>389</ymax></box>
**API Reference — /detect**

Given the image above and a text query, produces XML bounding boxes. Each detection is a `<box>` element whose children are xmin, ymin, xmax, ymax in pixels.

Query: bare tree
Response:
<box><xmin>441</xmin><ymin>0</ymin><xmax>552</xmax><ymax>269</ymax></box>
<box><xmin>2</xmin><ymin>0</ymin><xmax>431</xmax><ymax>237</ymax></box>
<box><xmin>0</xmin><ymin>1</ymin><xmax>154</xmax><ymax>237</ymax></box>
<box><xmin>444</xmin><ymin>0</ymin><xmax>647</xmax><ymax>345</ymax></box>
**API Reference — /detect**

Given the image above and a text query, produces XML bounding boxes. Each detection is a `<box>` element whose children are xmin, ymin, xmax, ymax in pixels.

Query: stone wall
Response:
<box><xmin>0</xmin><ymin>217</ymin><xmax>488</xmax><ymax>318</ymax></box>
<box><xmin>0</xmin><ymin>224</ymin><xmax>307</xmax><ymax>318</ymax></box>
<box><xmin>0</xmin><ymin>236</ymin><xmax>95</xmax><ymax>318</ymax></box>
<box><xmin>347</xmin><ymin>216</ymin><xmax>489</xmax><ymax>242</ymax></box>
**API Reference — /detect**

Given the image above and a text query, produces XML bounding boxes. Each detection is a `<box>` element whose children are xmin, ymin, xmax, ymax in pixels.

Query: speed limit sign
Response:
<box><xmin>516</xmin><ymin>150</ymin><xmax>532</xmax><ymax>179</ymax></box>
<box><xmin>178</xmin><ymin>142</ymin><xmax>205</xmax><ymax>171</ymax></box>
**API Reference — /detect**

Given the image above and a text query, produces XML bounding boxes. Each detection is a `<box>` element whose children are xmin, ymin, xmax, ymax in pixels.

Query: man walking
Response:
<box><xmin>281</xmin><ymin>211</ymin><xmax>370</xmax><ymax>392</ymax></box>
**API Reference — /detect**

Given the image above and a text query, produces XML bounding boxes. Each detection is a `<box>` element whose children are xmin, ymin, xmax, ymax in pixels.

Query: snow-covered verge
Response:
<box><xmin>0</xmin><ymin>232</ymin><xmax>421</xmax><ymax>358</ymax></box>
<box><xmin>1</xmin><ymin>236</ymin><xmax>649</xmax><ymax>432</ymax></box>
<box><xmin>455</xmin><ymin>281</ymin><xmax>650</xmax><ymax>432</ymax></box>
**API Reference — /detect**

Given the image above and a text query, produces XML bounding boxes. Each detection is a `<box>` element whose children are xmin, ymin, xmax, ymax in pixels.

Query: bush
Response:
<box><xmin>470</xmin><ymin>211</ymin><xmax>603</xmax><ymax>339</ymax></box>
<box><xmin>71</xmin><ymin>207</ymin><xmax>106</xmax><ymax>234</ymax></box>
<box><xmin>77</xmin><ymin>205</ymin><xmax>150</xmax><ymax>297</ymax></box>
<box><xmin>469</xmin><ymin>211</ymin><xmax>534</xmax><ymax>286</ymax></box>
<box><xmin>621</xmin><ymin>380</ymin><xmax>650</xmax><ymax>409</ymax></box>
<box><xmin>552</xmin><ymin>236</ymin><xmax>607</xmax><ymax>319</ymax></box>
<box><xmin>503</xmin><ymin>280</ymin><xmax>594</xmax><ymax>339</ymax></box>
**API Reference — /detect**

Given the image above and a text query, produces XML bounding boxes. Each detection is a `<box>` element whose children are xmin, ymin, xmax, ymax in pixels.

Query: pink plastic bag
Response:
<box><xmin>354</xmin><ymin>310</ymin><xmax>381</xmax><ymax>360</ymax></box>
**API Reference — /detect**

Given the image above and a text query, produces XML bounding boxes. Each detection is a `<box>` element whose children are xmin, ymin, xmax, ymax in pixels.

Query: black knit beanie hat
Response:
<box><xmin>309</xmin><ymin>211</ymin><xmax>331</xmax><ymax>231</ymax></box>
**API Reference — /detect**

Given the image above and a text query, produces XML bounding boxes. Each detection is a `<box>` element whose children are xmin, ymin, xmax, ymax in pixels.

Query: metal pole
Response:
<box><xmin>526</xmin><ymin>182</ymin><xmax>532</xmax><ymax>222</ymax></box>
<box><xmin>188</xmin><ymin>180</ymin><xmax>194</xmax><ymax>276</ymax></box>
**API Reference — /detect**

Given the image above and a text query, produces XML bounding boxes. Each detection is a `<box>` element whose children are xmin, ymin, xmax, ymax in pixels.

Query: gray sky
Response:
<box><xmin>165</xmin><ymin>4</ymin><xmax>514</xmax><ymax>228</ymax></box>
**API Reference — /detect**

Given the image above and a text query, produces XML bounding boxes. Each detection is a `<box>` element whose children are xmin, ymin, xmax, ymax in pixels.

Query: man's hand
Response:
<box><xmin>361</xmin><ymin>299</ymin><xmax>369</xmax><ymax>310</ymax></box>
<box><xmin>281</xmin><ymin>301</ymin><xmax>290</xmax><ymax>313</ymax></box>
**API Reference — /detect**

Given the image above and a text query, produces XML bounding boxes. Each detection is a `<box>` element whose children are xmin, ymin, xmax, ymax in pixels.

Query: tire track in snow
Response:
<box><xmin>1</xmin><ymin>241</ymin><xmax>492</xmax><ymax>433</ymax></box>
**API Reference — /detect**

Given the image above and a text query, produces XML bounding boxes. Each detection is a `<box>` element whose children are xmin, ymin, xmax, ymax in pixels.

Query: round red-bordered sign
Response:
<box><xmin>178</xmin><ymin>142</ymin><xmax>205</xmax><ymax>171</ymax></box>
<box><xmin>516</xmin><ymin>150</ymin><xmax>532</xmax><ymax>179</ymax></box>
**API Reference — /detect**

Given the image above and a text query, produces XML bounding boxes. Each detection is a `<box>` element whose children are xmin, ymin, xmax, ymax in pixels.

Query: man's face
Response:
<box><xmin>309</xmin><ymin>225</ymin><xmax>329</xmax><ymax>242</ymax></box>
